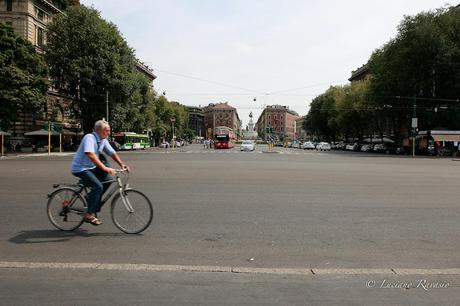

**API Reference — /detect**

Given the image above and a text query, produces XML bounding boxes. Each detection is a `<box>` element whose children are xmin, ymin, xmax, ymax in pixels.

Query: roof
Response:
<box><xmin>37</xmin><ymin>0</ymin><xmax>64</xmax><ymax>14</ymax></box>
<box><xmin>213</xmin><ymin>102</ymin><xmax>236</xmax><ymax>110</ymax></box>
<box><xmin>432</xmin><ymin>134</ymin><xmax>460</xmax><ymax>141</ymax></box>
<box><xmin>186</xmin><ymin>105</ymin><xmax>203</xmax><ymax>112</ymax></box>
<box><xmin>135</xmin><ymin>61</ymin><xmax>156</xmax><ymax>81</ymax></box>
<box><xmin>264</xmin><ymin>105</ymin><xmax>299</xmax><ymax>117</ymax></box>
<box><xmin>418</xmin><ymin>130</ymin><xmax>460</xmax><ymax>142</ymax></box>
<box><xmin>349</xmin><ymin>64</ymin><xmax>369</xmax><ymax>82</ymax></box>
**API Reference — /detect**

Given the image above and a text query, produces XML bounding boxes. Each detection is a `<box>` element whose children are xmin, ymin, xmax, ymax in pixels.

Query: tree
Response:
<box><xmin>143</xmin><ymin>95</ymin><xmax>189</xmax><ymax>142</ymax></box>
<box><xmin>306</xmin><ymin>5</ymin><xmax>460</xmax><ymax>143</ymax></box>
<box><xmin>183</xmin><ymin>128</ymin><xmax>196</xmax><ymax>141</ymax></box>
<box><xmin>368</xmin><ymin>5</ymin><xmax>460</xmax><ymax>141</ymax></box>
<box><xmin>303</xmin><ymin>87</ymin><xmax>337</xmax><ymax>141</ymax></box>
<box><xmin>0</xmin><ymin>23</ymin><xmax>48</xmax><ymax>131</ymax></box>
<box><xmin>45</xmin><ymin>5</ymin><xmax>149</xmax><ymax>133</ymax></box>
<box><xmin>109</xmin><ymin>71</ymin><xmax>155</xmax><ymax>133</ymax></box>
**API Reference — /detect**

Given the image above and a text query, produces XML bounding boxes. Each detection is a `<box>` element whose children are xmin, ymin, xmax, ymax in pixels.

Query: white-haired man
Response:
<box><xmin>70</xmin><ymin>120</ymin><xmax>130</xmax><ymax>225</ymax></box>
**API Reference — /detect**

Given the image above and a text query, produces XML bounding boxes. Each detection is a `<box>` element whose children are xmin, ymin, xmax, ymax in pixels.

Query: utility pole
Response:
<box><xmin>106</xmin><ymin>90</ymin><xmax>109</xmax><ymax>124</ymax></box>
<box><xmin>412</xmin><ymin>97</ymin><xmax>417</xmax><ymax>157</ymax></box>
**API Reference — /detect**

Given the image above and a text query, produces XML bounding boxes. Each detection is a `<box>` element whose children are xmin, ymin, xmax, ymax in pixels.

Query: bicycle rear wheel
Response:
<box><xmin>111</xmin><ymin>189</ymin><xmax>153</xmax><ymax>234</ymax></box>
<box><xmin>47</xmin><ymin>187</ymin><xmax>86</xmax><ymax>231</ymax></box>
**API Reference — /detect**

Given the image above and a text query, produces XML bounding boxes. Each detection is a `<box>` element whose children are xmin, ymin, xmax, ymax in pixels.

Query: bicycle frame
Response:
<box><xmin>87</xmin><ymin>171</ymin><xmax>129</xmax><ymax>208</ymax></box>
<box><xmin>53</xmin><ymin>170</ymin><xmax>130</xmax><ymax>210</ymax></box>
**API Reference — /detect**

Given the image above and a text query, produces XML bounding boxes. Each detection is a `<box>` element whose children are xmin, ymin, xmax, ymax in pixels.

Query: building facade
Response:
<box><xmin>0</xmin><ymin>0</ymin><xmax>64</xmax><ymax>53</ymax></box>
<box><xmin>203</xmin><ymin>102</ymin><xmax>241</xmax><ymax>139</ymax></box>
<box><xmin>1</xmin><ymin>0</ymin><xmax>156</xmax><ymax>150</ymax></box>
<box><xmin>1</xmin><ymin>0</ymin><xmax>77</xmax><ymax>148</ymax></box>
<box><xmin>349</xmin><ymin>63</ymin><xmax>369</xmax><ymax>82</ymax></box>
<box><xmin>295</xmin><ymin>116</ymin><xmax>307</xmax><ymax>141</ymax></box>
<box><xmin>135</xmin><ymin>61</ymin><xmax>156</xmax><ymax>84</ymax></box>
<box><xmin>186</xmin><ymin>106</ymin><xmax>205</xmax><ymax>138</ymax></box>
<box><xmin>256</xmin><ymin>105</ymin><xmax>299</xmax><ymax>141</ymax></box>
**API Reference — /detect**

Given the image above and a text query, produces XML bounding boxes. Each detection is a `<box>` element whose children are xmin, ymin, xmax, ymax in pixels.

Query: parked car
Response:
<box><xmin>373</xmin><ymin>143</ymin><xmax>387</xmax><ymax>153</ymax></box>
<box><xmin>240</xmin><ymin>140</ymin><xmax>256</xmax><ymax>151</ymax></box>
<box><xmin>360</xmin><ymin>144</ymin><xmax>373</xmax><ymax>152</ymax></box>
<box><xmin>302</xmin><ymin>141</ymin><xmax>316</xmax><ymax>150</ymax></box>
<box><xmin>345</xmin><ymin>143</ymin><xmax>359</xmax><ymax>151</ymax></box>
<box><xmin>291</xmin><ymin>141</ymin><xmax>301</xmax><ymax>149</ymax></box>
<box><xmin>332</xmin><ymin>142</ymin><xmax>346</xmax><ymax>150</ymax></box>
<box><xmin>316</xmin><ymin>142</ymin><xmax>331</xmax><ymax>151</ymax></box>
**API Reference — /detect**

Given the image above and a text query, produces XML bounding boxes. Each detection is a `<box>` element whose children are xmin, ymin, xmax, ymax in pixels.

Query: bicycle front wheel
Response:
<box><xmin>111</xmin><ymin>189</ymin><xmax>153</xmax><ymax>234</ymax></box>
<box><xmin>47</xmin><ymin>187</ymin><xmax>86</xmax><ymax>231</ymax></box>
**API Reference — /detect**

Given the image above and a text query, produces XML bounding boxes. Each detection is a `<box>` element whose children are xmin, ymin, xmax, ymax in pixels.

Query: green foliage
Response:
<box><xmin>143</xmin><ymin>95</ymin><xmax>188</xmax><ymax>140</ymax></box>
<box><xmin>183</xmin><ymin>128</ymin><xmax>196</xmax><ymax>141</ymax></box>
<box><xmin>0</xmin><ymin>23</ymin><xmax>48</xmax><ymax>131</ymax></box>
<box><xmin>45</xmin><ymin>5</ymin><xmax>147</xmax><ymax>133</ymax></box>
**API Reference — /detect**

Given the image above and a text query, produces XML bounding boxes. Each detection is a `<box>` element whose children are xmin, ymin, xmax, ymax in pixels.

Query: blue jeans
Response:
<box><xmin>73</xmin><ymin>168</ymin><xmax>112</xmax><ymax>214</ymax></box>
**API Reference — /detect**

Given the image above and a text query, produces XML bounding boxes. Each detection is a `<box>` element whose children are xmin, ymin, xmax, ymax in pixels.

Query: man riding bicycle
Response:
<box><xmin>70</xmin><ymin>120</ymin><xmax>130</xmax><ymax>225</ymax></box>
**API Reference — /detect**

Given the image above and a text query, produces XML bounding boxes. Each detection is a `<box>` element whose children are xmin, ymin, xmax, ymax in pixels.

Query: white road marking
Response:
<box><xmin>1</xmin><ymin>261</ymin><xmax>460</xmax><ymax>276</ymax></box>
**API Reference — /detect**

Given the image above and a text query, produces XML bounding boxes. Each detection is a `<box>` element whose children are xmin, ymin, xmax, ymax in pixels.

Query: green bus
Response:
<box><xmin>112</xmin><ymin>132</ymin><xmax>150</xmax><ymax>150</ymax></box>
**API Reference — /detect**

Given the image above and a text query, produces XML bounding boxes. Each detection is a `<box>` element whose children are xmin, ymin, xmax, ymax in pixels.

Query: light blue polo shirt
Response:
<box><xmin>71</xmin><ymin>132</ymin><xmax>115</xmax><ymax>173</ymax></box>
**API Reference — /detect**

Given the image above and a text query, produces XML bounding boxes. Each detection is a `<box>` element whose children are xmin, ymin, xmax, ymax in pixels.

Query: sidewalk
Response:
<box><xmin>0</xmin><ymin>152</ymin><xmax>75</xmax><ymax>159</ymax></box>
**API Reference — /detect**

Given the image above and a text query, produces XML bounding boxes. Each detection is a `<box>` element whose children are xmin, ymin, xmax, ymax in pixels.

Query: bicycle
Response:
<box><xmin>47</xmin><ymin>169</ymin><xmax>153</xmax><ymax>234</ymax></box>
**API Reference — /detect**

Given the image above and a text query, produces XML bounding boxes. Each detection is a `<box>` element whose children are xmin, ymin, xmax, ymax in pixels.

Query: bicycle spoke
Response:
<box><xmin>132</xmin><ymin>213</ymin><xmax>146</xmax><ymax>225</ymax></box>
<box><xmin>47</xmin><ymin>188</ymin><xmax>85</xmax><ymax>231</ymax></box>
<box><xmin>111</xmin><ymin>189</ymin><xmax>153</xmax><ymax>234</ymax></box>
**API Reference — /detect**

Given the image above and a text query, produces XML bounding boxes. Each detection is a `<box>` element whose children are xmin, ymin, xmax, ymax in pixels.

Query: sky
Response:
<box><xmin>80</xmin><ymin>0</ymin><xmax>454</xmax><ymax>127</ymax></box>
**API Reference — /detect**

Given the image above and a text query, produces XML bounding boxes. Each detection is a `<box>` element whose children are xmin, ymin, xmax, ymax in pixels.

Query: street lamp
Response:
<box><xmin>170</xmin><ymin>117</ymin><xmax>176</xmax><ymax>149</ymax></box>
<box><xmin>106</xmin><ymin>90</ymin><xmax>109</xmax><ymax>124</ymax></box>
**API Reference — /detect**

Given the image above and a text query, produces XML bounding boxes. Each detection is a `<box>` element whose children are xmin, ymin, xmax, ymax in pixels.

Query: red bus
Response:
<box><xmin>214</xmin><ymin>126</ymin><xmax>236</xmax><ymax>149</ymax></box>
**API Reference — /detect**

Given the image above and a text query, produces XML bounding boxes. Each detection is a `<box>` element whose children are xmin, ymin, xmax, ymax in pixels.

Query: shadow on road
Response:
<box><xmin>9</xmin><ymin>230</ymin><xmax>125</xmax><ymax>244</ymax></box>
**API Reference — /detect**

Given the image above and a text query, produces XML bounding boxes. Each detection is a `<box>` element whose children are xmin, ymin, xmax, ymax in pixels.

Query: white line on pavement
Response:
<box><xmin>1</xmin><ymin>261</ymin><xmax>460</xmax><ymax>276</ymax></box>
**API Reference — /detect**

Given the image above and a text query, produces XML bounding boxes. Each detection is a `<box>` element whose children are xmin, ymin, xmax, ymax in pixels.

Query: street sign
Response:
<box><xmin>412</xmin><ymin>118</ymin><xmax>418</xmax><ymax>128</ymax></box>
<box><xmin>43</xmin><ymin>122</ymin><xmax>63</xmax><ymax>132</ymax></box>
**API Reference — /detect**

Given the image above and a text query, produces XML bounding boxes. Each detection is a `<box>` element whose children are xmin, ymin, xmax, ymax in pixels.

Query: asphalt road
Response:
<box><xmin>1</xmin><ymin>145</ymin><xmax>460</xmax><ymax>304</ymax></box>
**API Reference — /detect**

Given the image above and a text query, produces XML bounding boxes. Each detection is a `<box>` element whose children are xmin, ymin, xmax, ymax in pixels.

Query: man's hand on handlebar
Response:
<box><xmin>121</xmin><ymin>164</ymin><xmax>130</xmax><ymax>172</ymax></box>
<box><xmin>104</xmin><ymin>167</ymin><xmax>117</xmax><ymax>176</ymax></box>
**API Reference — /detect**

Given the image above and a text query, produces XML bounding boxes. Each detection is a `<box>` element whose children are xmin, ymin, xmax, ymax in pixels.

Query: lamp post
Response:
<box><xmin>106</xmin><ymin>90</ymin><xmax>109</xmax><ymax>124</ymax></box>
<box><xmin>412</xmin><ymin>97</ymin><xmax>417</xmax><ymax>157</ymax></box>
<box><xmin>170</xmin><ymin>117</ymin><xmax>176</xmax><ymax>149</ymax></box>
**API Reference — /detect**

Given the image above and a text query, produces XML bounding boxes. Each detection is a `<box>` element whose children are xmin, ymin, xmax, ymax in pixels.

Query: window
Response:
<box><xmin>7</xmin><ymin>0</ymin><xmax>12</xmax><ymax>11</ymax></box>
<box><xmin>36</xmin><ymin>26</ymin><xmax>44</xmax><ymax>47</ymax></box>
<box><xmin>37</xmin><ymin>10</ymin><xmax>45</xmax><ymax>21</ymax></box>
<box><xmin>36</xmin><ymin>7</ymin><xmax>46</xmax><ymax>21</ymax></box>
